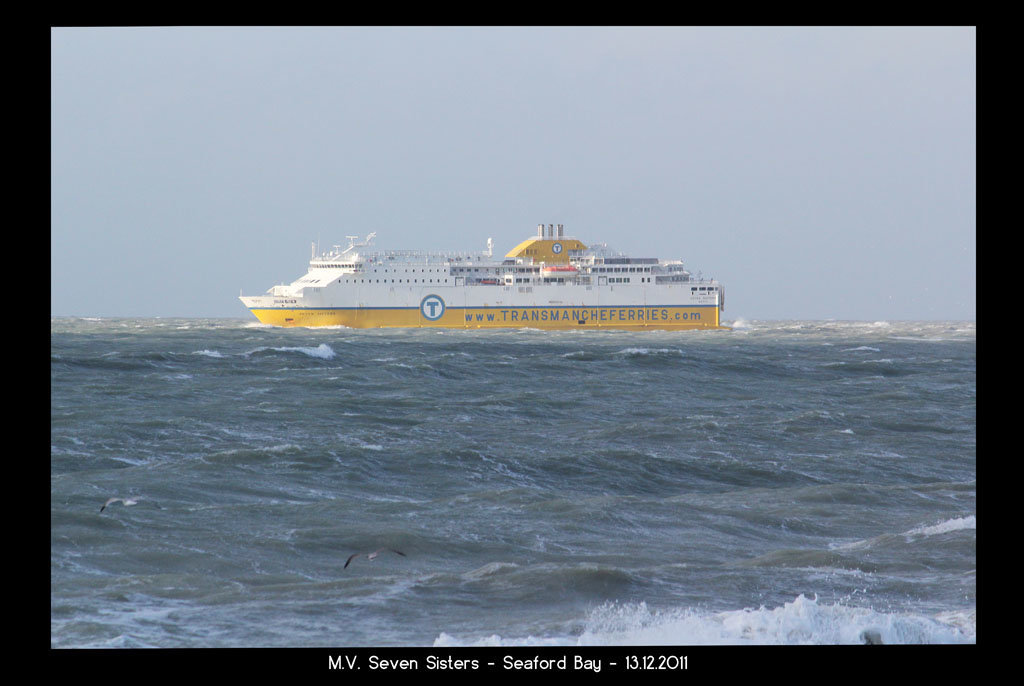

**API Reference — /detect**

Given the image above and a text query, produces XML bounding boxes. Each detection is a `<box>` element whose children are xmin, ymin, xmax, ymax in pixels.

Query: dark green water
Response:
<box><xmin>51</xmin><ymin>318</ymin><xmax>976</xmax><ymax>646</ymax></box>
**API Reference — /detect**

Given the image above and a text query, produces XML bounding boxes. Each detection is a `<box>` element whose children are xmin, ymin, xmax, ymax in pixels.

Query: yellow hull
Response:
<box><xmin>248</xmin><ymin>304</ymin><xmax>724</xmax><ymax>330</ymax></box>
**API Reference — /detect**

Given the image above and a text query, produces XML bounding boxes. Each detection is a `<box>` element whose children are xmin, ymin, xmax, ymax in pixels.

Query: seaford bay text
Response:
<box><xmin>328</xmin><ymin>654</ymin><xmax>604</xmax><ymax>672</ymax></box>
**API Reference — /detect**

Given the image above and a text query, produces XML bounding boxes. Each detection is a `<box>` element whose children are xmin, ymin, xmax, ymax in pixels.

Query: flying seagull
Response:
<box><xmin>344</xmin><ymin>548</ymin><xmax>406</xmax><ymax>569</ymax></box>
<box><xmin>100</xmin><ymin>497</ymin><xmax>138</xmax><ymax>512</ymax></box>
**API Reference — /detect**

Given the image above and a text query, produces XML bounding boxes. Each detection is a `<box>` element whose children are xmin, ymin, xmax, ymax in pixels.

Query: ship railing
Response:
<box><xmin>372</xmin><ymin>250</ymin><xmax>492</xmax><ymax>259</ymax></box>
<box><xmin>312</xmin><ymin>250</ymin><xmax>493</xmax><ymax>264</ymax></box>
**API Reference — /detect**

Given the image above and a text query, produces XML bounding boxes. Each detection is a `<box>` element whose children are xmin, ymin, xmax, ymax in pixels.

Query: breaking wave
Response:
<box><xmin>434</xmin><ymin>594</ymin><xmax>975</xmax><ymax>646</ymax></box>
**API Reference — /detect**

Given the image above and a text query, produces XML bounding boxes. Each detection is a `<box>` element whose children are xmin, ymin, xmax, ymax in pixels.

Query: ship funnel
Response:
<box><xmin>557</xmin><ymin>224</ymin><xmax>564</xmax><ymax>238</ymax></box>
<box><xmin>548</xmin><ymin>224</ymin><xmax>554</xmax><ymax>238</ymax></box>
<box><xmin>537</xmin><ymin>224</ymin><xmax>544</xmax><ymax>237</ymax></box>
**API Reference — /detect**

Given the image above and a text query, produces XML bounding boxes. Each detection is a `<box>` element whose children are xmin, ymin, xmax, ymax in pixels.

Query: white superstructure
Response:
<box><xmin>241</xmin><ymin>224</ymin><xmax>725</xmax><ymax>329</ymax></box>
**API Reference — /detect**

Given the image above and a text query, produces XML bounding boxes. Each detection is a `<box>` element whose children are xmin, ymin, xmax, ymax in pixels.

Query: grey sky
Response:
<box><xmin>51</xmin><ymin>26</ymin><xmax>976</xmax><ymax>321</ymax></box>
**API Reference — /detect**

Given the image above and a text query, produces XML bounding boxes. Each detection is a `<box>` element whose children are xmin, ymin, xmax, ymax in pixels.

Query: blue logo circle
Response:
<box><xmin>552</xmin><ymin>242</ymin><xmax>563</xmax><ymax>254</ymax></box>
<box><xmin>420</xmin><ymin>294</ymin><xmax>446</xmax><ymax>321</ymax></box>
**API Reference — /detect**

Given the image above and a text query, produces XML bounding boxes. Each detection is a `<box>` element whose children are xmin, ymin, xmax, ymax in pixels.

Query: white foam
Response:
<box><xmin>903</xmin><ymin>516</ymin><xmax>976</xmax><ymax>539</ymax></box>
<box><xmin>246</xmin><ymin>343</ymin><xmax>337</xmax><ymax>359</ymax></box>
<box><xmin>833</xmin><ymin>515</ymin><xmax>975</xmax><ymax>552</ymax></box>
<box><xmin>194</xmin><ymin>349</ymin><xmax>226</xmax><ymax>358</ymax></box>
<box><xmin>432</xmin><ymin>595</ymin><xmax>975</xmax><ymax>646</ymax></box>
<box><xmin>336</xmin><ymin>434</ymin><xmax>384</xmax><ymax>451</ymax></box>
<box><xmin>617</xmin><ymin>347</ymin><xmax>683</xmax><ymax>356</ymax></box>
<box><xmin>264</xmin><ymin>443</ymin><xmax>302</xmax><ymax>453</ymax></box>
<box><xmin>282</xmin><ymin>343</ymin><xmax>336</xmax><ymax>359</ymax></box>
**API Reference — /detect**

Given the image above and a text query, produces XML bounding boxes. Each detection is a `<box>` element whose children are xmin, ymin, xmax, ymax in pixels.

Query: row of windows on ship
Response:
<box><xmin>452</xmin><ymin>266</ymin><xmax>657</xmax><ymax>273</ymax></box>
<box><xmin>327</xmin><ymin>276</ymin><xmax>704</xmax><ymax>285</ymax></box>
<box><xmin>317</xmin><ymin>265</ymin><xmax>661</xmax><ymax>275</ymax></box>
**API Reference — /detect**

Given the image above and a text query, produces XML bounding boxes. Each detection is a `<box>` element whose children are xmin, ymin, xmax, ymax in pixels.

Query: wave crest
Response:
<box><xmin>433</xmin><ymin>595</ymin><xmax>975</xmax><ymax>646</ymax></box>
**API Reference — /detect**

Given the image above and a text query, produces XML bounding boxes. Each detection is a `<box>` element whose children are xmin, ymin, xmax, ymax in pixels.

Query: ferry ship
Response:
<box><xmin>239</xmin><ymin>224</ymin><xmax>726</xmax><ymax>330</ymax></box>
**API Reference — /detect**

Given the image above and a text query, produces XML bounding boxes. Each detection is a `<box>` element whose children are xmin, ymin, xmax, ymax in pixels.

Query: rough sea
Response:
<box><xmin>50</xmin><ymin>318</ymin><xmax>976</xmax><ymax>650</ymax></box>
